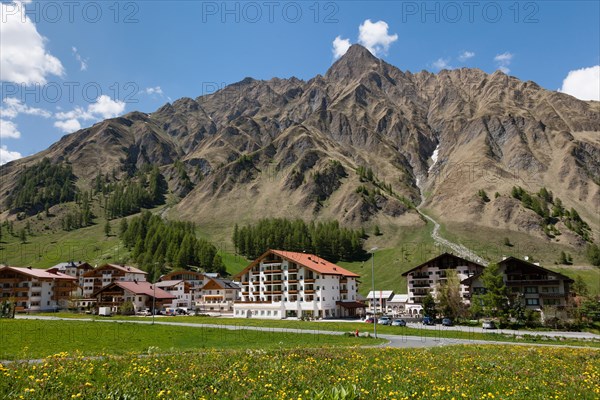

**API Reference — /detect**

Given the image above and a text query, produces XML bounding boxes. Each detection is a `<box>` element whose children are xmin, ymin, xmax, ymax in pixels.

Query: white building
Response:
<box><xmin>365</xmin><ymin>290</ymin><xmax>395</xmax><ymax>314</ymax></box>
<box><xmin>197</xmin><ymin>277</ymin><xmax>240</xmax><ymax>313</ymax></box>
<box><xmin>156</xmin><ymin>280</ymin><xmax>189</xmax><ymax>308</ymax></box>
<box><xmin>48</xmin><ymin>261</ymin><xmax>94</xmax><ymax>291</ymax></box>
<box><xmin>0</xmin><ymin>266</ymin><xmax>77</xmax><ymax>312</ymax></box>
<box><xmin>82</xmin><ymin>264</ymin><xmax>147</xmax><ymax>297</ymax></box>
<box><xmin>386</xmin><ymin>294</ymin><xmax>411</xmax><ymax>316</ymax></box>
<box><xmin>234</xmin><ymin>249</ymin><xmax>364</xmax><ymax>319</ymax></box>
<box><xmin>401</xmin><ymin>253</ymin><xmax>486</xmax><ymax>315</ymax></box>
<box><xmin>159</xmin><ymin>270</ymin><xmax>207</xmax><ymax>307</ymax></box>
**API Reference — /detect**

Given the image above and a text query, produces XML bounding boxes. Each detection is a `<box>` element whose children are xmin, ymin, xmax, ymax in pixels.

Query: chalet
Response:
<box><xmin>402</xmin><ymin>253</ymin><xmax>486</xmax><ymax>313</ymax></box>
<box><xmin>82</xmin><ymin>264</ymin><xmax>147</xmax><ymax>297</ymax></box>
<box><xmin>0</xmin><ymin>266</ymin><xmax>77</xmax><ymax>312</ymax></box>
<box><xmin>159</xmin><ymin>270</ymin><xmax>207</xmax><ymax>306</ymax></box>
<box><xmin>93</xmin><ymin>281</ymin><xmax>175</xmax><ymax>314</ymax></box>
<box><xmin>461</xmin><ymin>256</ymin><xmax>574</xmax><ymax>311</ymax></box>
<box><xmin>156</xmin><ymin>280</ymin><xmax>190</xmax><ymax>309</ymax></box>
<box><xmin>197</xmin><ymin>277</ymin><xmax>240</xmax><ymax>313</ymax></box>
<box><xmin>234</xmin><ymin>249</ymin><xmax>364</xmax><ymax>319</ymax></box>
<box><xmin>48</xmin><ymin>261</ymin><xmax>94</xmax><ymax>295</ymax></box>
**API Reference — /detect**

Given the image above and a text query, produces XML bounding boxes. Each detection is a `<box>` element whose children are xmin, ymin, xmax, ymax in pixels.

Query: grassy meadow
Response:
<box><xmin>0</xmin><ymin>319</ymin><xmax>382</xmax><ymax>361</ymax></box>
<box><xmin>1</xmin><ymin>345</ymin><xmax>598</xmax><ymax>399</ymax></box>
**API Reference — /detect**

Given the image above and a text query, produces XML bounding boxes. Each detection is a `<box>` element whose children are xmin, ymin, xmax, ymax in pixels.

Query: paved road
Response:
<box><xmin>13</xmin><ymin>316</ymin><xmax>599</xmax><ymax>349</ymax></box>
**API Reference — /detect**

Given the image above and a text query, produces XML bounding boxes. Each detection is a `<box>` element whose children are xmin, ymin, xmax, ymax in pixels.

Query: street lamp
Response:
<box><xmin>370</xmin><ymin>247</ymin><xmax>378</xmax><ymax>338</ymax></box>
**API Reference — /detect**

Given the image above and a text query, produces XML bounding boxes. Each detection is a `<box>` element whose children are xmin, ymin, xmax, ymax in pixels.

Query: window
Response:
<box><xmin>524</xmin><ymin>286</ymin><xmax>538</xmax><ymax>294</ymax></box>
<box><xmin>526</xmin><ymin>298</ymin><xmax>539</xmax><ymax>306</ymax></box>
<box><xmin>544</xmin><ymin>299</ymin><xmax>559</xmax><ymax>306</ymax></box>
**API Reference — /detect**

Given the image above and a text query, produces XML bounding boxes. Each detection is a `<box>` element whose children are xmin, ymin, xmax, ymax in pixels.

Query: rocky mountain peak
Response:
<box><xmin>325</xmin><ymin>44</ymin><xmax>381</xmax><ymax>81</ymax></box>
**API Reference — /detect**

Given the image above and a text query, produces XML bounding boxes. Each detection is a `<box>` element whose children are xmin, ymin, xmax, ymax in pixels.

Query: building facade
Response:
<box><xmin>402</xmin><ymin>253</ymin><xmax>486</xmax><ymax>314</ymax></box>
<box><xmin>160</xmin><ymin>270</ymin><xmax>207</xmax><ymax>307</ymax></box>
<box><xmin>0</xmin><ymin>266</ymin><xmax>77</xmax><ymax>312</ymax></box>
<box><xmin>197</xmin><ymin>277</ymin><xmax>240</xmax><ymax>313</ymax></box>
<box><xmin>93</xmin><ymin>281</ymin><xmax>175</xmax><ymax>313</ymax></box>
<box><xmin>82</xmin><ymin>264</ymin><xmax>147</xmax><ymax>297</ymax></box>
<box><xmin>234</xmin><ymin>250</ymin><xmax>362</xmax><ymax>319</ymax></box>
<box><xmin>462</xmin><ymin>256</ymin><xmax>574</xmax><ymax>310</ymax></box>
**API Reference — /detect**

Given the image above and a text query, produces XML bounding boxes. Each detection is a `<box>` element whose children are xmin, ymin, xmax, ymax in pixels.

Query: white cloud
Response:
<box><xmin>432</xmin><ymin>58</ymin><xmax>452</xmax><ymax>71</ymax></box>
<box><xmin>494</xmin><ymin>52</ymin><xmax>514</xmax><ymax>74</ymax></box>
<box><xmin>145</xmin><ymin>86</ymin><xmax>164</xmax><ymax>96</ymax></box>
<box><xmin>458</xmin><ymin>51</ymin><xmax>475</xmax><ymax>62</ymax></box>
<box><xmin>332</xmin><ymin>36</ymin><xmax>352</xmax><ymax>60</ymax></box>
<box><xmin>0</xmin><ymin>1</ymin><xmax>64</xmax><ymax>84</ymax></box>
<box><xmin>0</xmin><ymin>145</ymin><xmax>22</xmax><ymax>165</ymax></box>
<box><xmin>54</xmin><ymin>119</ymin><xmax>82</xmax><ymax>133</ymax></box>
<box><xmin>357</xmin><ymin>19</ymin><xmax>398</xmax><ymax>57</ymax></box>
<box><xmin>88</xmin><ymin>95</ymin><xmax>126</xmax><ymax>119</ymax></box>
<box><xmin>559</xmin><ymin>65</ymin><xmax>600</xmax><ymax>101</ymax></box>
<box><xmin>0</xmin><ymin>119</ymin><xmax>21</xmax><ymax>138</ymax></box>
<box><xmin>72</xmin><ymin>47</ymin><xmax>88</xmax><ymax>71</ymax></box>
<box><xmin>53</xmin><ymin>95</ymin><xmax>126</xmax><ymax>133</ymax></box>
<box><xmin>1</xmin><ymin>97</ymin><xmax>52</xmax><ymax>119</ymax></box>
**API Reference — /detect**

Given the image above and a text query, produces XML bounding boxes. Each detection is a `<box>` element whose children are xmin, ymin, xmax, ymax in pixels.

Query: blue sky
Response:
<box><xmin>1</xmin><ymin>1</ymin><xmax>599</xmax><ymax>163</ymax></box>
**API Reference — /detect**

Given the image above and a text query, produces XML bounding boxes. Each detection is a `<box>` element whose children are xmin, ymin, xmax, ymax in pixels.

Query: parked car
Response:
<box><xmin>378</xmin><ymin>316</ymin><xmax>392</xmax><ymax>325</ymax></box>
<box><xmin>364</xmin><ymin>317</ymin><xmax>375</xmax><ymax>323</ymax></box>
<box><xmin>391</xmin><ymin>319</ymin><xmax>407</xmax><ymax>327</ymax></box>
<box><xmin>422</xmin><ymin>316</ymin><xmax>435</xmax><ymax>325</ymax></box>
<box><xmin>442</xmin><ymin>318</ymin><xmax>453</xmax><ymax>326</ymax></box>
<box><xmin>482</xmin><ymin>320</ymin><xmax>497</xmax><ymax>329</ymax></box>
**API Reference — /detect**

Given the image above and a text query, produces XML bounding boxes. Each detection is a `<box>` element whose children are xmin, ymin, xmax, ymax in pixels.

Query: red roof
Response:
<box><xmin>267</xmin><ymin>250</ymin><xmax>359</xmax><ymax>278</ymax></box>
<box><xmin>0</xmin><ymin>266</ymin><xmax>76</xmax><ymax>280</ymax></box>
<box><xmin>96</xmin><ymin>281</ymin><xmax>175</xmax><ymax>299</ymax></box>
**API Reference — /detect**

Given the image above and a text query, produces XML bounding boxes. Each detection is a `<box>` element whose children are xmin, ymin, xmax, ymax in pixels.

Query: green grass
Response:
<box><xmin>0</xmin><ymin>319</ymin><xmax>382</xmax><ymax>360</ymax></box>
<box><xmin>2</xmin><ymin>345</ymin><xmax>598</xmax><ymax>399</ymax></box>
<box><xmin>0</xmin><ymin>222</ymin><xmax>125</xmax><ymax>269</ymax></box>
<box><xmin>338</xmin><ymin>224</ymin><xmax>435</xmax><ymax>296</ymax></box>
<box><xmin>35</xmin><ymin>314</ymin><xmax>600</xmax><ymax>348</ymax></box>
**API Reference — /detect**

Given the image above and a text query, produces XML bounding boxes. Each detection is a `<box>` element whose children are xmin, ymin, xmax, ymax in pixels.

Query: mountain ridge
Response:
<box><xmin>1</xmin><ymin>44</ymin><xmax>598</xmax><ymax>253</ymax></box>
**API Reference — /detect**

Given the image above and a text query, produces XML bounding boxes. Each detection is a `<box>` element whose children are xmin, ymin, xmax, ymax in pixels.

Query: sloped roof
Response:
<box><xmin>83</xmin><ymin>264</ymin><xmax>147</xmax><ymax>277</ymax></box>
<box><xmin>389</xmin><ymin>294</ymin><xmax>410</xmax><ymax>303</ymax></box>
<box><xmin>461</xmin><ymin>256</ymin><xmax>575</xmax><ymax>285</ymax></box>
<box><xmin>0</xmin><ymin>266</ymin><xmax>76</xmax><ymax>281</ymax></box>
<box><xmin>94</xmin><ymin>281</ymin><xmax>175</xmax><ymax>299</ymax></box>
<box><xmin>366</xmin><ymin>290</ymin><xmax>395</xmax><ymax>300</ymax></box>
<box><xmin>202</xmin><ymin>277</ymin><xmax>240</xmax><ymax>290</ymax></box>
<box><xmin>401</xmin><ymin>253</ymin><xmax>485</xmax><ymax>276</ymax></box>
<box><xmin>50</xmin><ymin>261</ymin><xmax>93</xmax><ymax>270</ymax></box>
<box><xmin>273</xmin><ymin>250</ymin><xmax>360</xmax><ymax>277</ymax></box>
<box><xmin>156</xmin><ymin>280</ymin><xmax>184</xmax><ymax>288</ymax></box>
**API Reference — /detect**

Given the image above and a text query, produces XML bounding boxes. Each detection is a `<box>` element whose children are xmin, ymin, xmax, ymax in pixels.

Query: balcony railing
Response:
<box><xmin>304</xmin><ymin>279</ymin><xmax>316</xmax><ymax>283</ymax></box>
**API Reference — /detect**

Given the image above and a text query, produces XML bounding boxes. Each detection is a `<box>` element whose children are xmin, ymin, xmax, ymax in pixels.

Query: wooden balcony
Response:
<box><xmin>340</xmin><ymin>289</ymin><xmax>348</xmax><ymax>294</ymax></box>
<box><xmin>234</xmin><ymin>300</ymin><xmax>272</xmax><ymax>304</ymax></box>
<box><xmin>263</xmin><ymin>269</ymin><xmax>283</xmax><ymax>274</ymax></box>
<box><xmin>288</xmin><ymin>269</ymin><xmax>299</xmax><ymax>273</ymax></box>
<box><xmin>304</xmin><ymin>290</ymin><xmax>315</xmax><ymax>294</ymax></box>
<box><xmin>539</xmin><ymin>292</ymin><xmax>566</xmax><ymax>298</ymax></box>
<box><xmin>264</xmin><ymin>280</ymin><xmax>283</xmax><ymax>285</ymax></box>
<box><xmin>288</xmin><ymin>290</ymin><xmax>299</xmax><ymax>294</ymax></box>
<box><xmin>288</xmin><ymin>279</ymin><xmax>299</xmax><ymax>284</ymax></box>
<box><xmin>264</xmin><ymin>291</ymin><xmax>283</xmax><ymax>295</ymax></box>
<box><xmin>304</xmin><ymin>279</ymin><xmax>316</xmax><ymax>283</ymax></box>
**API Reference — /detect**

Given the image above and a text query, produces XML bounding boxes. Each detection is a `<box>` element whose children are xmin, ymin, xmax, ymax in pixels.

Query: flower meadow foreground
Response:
<box><xmin>1</xmin><ymin>345</ymin><xmax>598</xmax><ymax>399</ymax></box>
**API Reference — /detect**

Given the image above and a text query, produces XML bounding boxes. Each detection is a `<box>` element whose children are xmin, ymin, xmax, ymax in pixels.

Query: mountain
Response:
<box><xmin>1</xmin><ymin>44</ymin><xmax>599</xmax><ymax>252</ymax></box>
